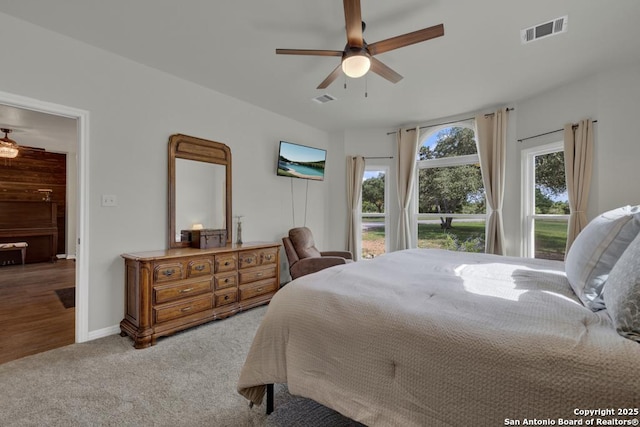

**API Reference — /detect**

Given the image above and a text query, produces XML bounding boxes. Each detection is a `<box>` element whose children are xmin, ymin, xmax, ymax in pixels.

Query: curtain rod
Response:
<box><xmin>364</xmin><ymin>156</ymin><xmax>393</xmax><ymax>159</ymax></box>
<box><xmin>385</xmin><ymin>108</ymin><xmax>514</xmax><ymax>135</ymax></box>
<box><xmin>517</xmin><ymin>120</ymin><xmax>598</xmax><ymax>143</ymax></box>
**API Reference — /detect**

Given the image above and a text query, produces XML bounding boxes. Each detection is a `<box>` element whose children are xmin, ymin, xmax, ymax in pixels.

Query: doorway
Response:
<box><xmin>0</xmin><ymin>90</ymin><xmax>89</xmax><ymax>362</ymax></box>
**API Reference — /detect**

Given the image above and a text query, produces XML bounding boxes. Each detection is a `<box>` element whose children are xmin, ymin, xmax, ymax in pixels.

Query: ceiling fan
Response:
<box><xmin>276</xmin><ymin>0</ymin><xmax>445</xmax><ymax>89</ymax></box>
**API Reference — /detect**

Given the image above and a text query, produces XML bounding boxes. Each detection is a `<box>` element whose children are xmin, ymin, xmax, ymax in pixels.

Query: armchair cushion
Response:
<box><xmin>288</xmin><ymin>227</ymin><xmax>322</xmax><ymax>259</ymax></box>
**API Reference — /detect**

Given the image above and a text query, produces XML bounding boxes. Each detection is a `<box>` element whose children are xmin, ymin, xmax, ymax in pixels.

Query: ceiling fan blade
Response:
<box><xmin>370</xmin><ymin>57</ymin><xmax>403</xmax><ymax>84</ymax></box>
<box><xmin>317</xmin><ymin>64</ymin><xmax>343</xmax><ymax>89</ymax></box>
<box><xmin>344</xmin><ymin>0</ymin><xmax>363</xmax><ymax>47</ymax></box>
<box><xmin>368</xmin><ymin>24</ymin><xmax>444</xmax><ymax>56</ymax></box>
<box><xmin>276</xmin><ymin>49</ymin><xmax>343</xmax><ymax>57</ymax></box>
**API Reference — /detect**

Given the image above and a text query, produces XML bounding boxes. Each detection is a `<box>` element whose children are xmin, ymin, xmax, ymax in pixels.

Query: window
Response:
<box><xmin>416</xmin><ymin>126</ymin><xmax>486</xmax><ymax>252</ymax></box>
<box><xmin>361</xmin><ymin>166</ymin><xmax>389</xmax><ymax>258</ymax></box>
<box><xmin>522</xmin><ymin>142</ymin><xmax>569</xmax><ymax>260</ymax></box>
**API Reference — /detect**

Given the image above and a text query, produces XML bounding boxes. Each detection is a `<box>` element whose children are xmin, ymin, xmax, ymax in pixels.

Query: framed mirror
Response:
<box><xmin>168</xmin><ymin>134</ymin><xmax>232</xmax><ymax>249</ymax></box>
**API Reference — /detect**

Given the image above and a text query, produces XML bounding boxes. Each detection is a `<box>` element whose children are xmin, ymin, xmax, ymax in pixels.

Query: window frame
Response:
<box><xmin>521</xmin><ymin>141</ymin><xmax>569</xmax><ymax>258</ymax></box>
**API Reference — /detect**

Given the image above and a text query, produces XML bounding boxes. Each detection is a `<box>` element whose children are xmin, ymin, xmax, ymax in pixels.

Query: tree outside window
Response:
<box><xmin>361</xmin><ymin>168</ymin><xmax>388</xmax><ymax>259</ymax></box>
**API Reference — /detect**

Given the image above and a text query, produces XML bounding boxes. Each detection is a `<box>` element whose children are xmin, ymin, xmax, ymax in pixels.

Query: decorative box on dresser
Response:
<box><xmin>120</xmin><ymin>242</ymin><xmax>280</xmax><ymax>349</ymax></box>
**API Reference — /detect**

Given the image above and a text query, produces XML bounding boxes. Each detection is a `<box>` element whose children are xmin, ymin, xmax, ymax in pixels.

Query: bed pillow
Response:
<box><xmin>565</xmin><ymin>205</ymin><xmax>640</xmax><ymax>311</ymax></box>
<box><xmin>603</xmin><ymin>232</ymin><xmax>640</xmax><ymax>342</ymax></box>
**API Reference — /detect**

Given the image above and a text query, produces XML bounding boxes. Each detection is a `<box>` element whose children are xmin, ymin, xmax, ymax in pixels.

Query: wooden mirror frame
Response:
<box><xmin>168</xmin><ymin>134</ymin><xmax>232</xmax><ymax>249</ymax></box>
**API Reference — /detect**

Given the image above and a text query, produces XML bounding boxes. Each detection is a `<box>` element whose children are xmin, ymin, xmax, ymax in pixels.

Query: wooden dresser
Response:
<box><xmin>120</xmin><ymin>241</ymin><xmax>280</xmax><ymax>348</ymax></box>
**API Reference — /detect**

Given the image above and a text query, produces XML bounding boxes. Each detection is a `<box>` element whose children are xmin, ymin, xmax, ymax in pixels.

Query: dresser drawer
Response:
<box><xmin>154</xmin><ymin>262</ymin><xmax>184</xmax><ymax>283</ymax></box>
<box><xmin>186</xmin><ymin>258</ymin><xmax>213</xmax><ymax>278</ymax></box>
<box><xmin>239</xmin><ymin>265</ymin><xmax>276</xmax><ymax>285</ymax></box>
<box><xmin>215</xmin><ymin>254</ymin><xmax>237</xmax><ymax>273</ymax></box>
<box><xmin>214</xmin><ymin>288</ymin><xmax>238</xmax><ymax>307</ymax></box>
<box><xmin>154</xmin><ymin>278</ymin><xmax>212</xmax><ymax>304</ymax></box>
<box><xmin>239</xmin><ymin>278</ymin><xmax>278</xmax><ymax>301</ymax></box>
<box><xmin>238</xmin><ymin>250</ymin><xmax>259</xmax><ymax>269</ymax></box>
<box><xmin>153</xmin><ymin>294</ymin><xmax>212</xmax><ymax>323</ymax></box>
<box><xmin>214</xmin><ymin>271</ymin><xmax>237</xmax><ymax>290</ymax></box>
<box><xmin>260</xmin><ymin>248</ymin><xmax>278</xmax><ymax>265</ymax></box>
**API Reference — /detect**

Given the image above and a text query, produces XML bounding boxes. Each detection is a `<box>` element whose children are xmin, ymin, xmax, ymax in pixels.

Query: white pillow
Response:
<box><xmin>603</xmin><ymin>232</ymin><xmax>640</xmax><ymax>342</ymax></box>
<box><xmin>565</xmin><ymin>205</ymin><xmax>640</xmax><ymax>311</ymax></box>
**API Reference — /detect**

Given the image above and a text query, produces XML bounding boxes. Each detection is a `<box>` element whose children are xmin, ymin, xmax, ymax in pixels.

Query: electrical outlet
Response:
<box><xmin>101</xmin><ymin>194</ymin><xmax>117</xmax><ymax>207</ymax></box>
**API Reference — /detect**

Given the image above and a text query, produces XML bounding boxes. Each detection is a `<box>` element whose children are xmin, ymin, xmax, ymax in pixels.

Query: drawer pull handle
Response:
<box><xmin>224</xmin><ymin>295</ymin><xmax>230</xmax><ymax>301</ymax></box>
<box><xmin>195</xmin><ymin>265</ymin><xmax>205</xmax><ymax>271</ymax></box>
<box><xmin>265</xmin><ymin>255</ymin><xmax>273</xmax><ymax>260</ymax></box>
<box><xmin>179</xmin><ymin>288</ymin><xmax>193</xmax><ymax>293</ymax></box>
<box><xmin>256</xmin><ymin>272</ymin><xmax>263</xmax><ymax>277</ymax></box>
<box><xmin>246</xmin><ymin>257</ymin><xmax>254</xmax><ymax>263</ymax></box>
<box><xmin>163</xmin><ymin>269</ymin><xmax>175</xmax><ymax>277</ymax></box>
<box><xmin>181</xmin><ymin>306</ymin><xmax>192</xmax><ymax>312</ymax></box>
<box><xmin>257</xmin><ymin>287</ymin><xmax>263</xmax><ymax>292</ymax></box>
<box><xmin>224</xmin><ymin>278</ymin><xmax>230</xmax><ymax>283</ymax></box>
<box><xmin>224</xmin><ymin>261</ymin><xmax>231</xmax><ymax>266</ymax></box>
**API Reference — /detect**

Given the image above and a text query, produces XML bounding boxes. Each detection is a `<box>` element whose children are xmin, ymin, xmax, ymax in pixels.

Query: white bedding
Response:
<box><xmin>238</xmin><ymin>249</ymin><xmax>640</xmax><ymax>426</ymax></box>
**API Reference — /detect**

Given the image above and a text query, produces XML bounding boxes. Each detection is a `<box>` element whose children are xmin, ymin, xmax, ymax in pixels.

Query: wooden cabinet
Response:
<box><xmin>120</xmin><ymin>242</ymin><xmax>280</xmax><ymax>349</ymax></box>
<box><xmin>0</xmin><ymin>201</ymin><xmax>59</xmax><ymax>264</ymax></box>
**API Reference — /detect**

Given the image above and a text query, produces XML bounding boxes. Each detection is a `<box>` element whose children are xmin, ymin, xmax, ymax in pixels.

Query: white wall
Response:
<box><xmin>0</xmin><ymin>12</ymin><xmax>329</xmax><ymax>334</ymax></box>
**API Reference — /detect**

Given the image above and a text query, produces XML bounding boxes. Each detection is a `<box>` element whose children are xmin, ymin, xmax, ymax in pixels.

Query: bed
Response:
<box><xmin>237</xmin><ymin>245</ymin><xmax>640</xmax><ymax>426</ymax></box>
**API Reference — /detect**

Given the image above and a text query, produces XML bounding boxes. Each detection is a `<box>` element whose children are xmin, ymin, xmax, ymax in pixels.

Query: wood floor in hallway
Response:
<box><xmin>0</xmin><ymin>259</ymin><xmax>75</xmax><ymax>364</ymax></box>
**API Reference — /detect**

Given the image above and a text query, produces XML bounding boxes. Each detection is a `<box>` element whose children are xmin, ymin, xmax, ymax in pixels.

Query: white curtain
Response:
<box><xmin>346</xmin><ymin>156</ymin><xmax>365</xmax><ymax>260</ymax></box>
<box><xmin>564</xmin><ymin>119</ymin><xmax>594</xmax><ymax>254</ymax></box>
<box><xmin>474</xmin><ymin>108</ymin><xmax>508</xmax><ymax>255</ymax></box>
<box><xmin>395</xmin><ymin>127</ymin><xmax>420</xmax><ymax>251</ymax></box>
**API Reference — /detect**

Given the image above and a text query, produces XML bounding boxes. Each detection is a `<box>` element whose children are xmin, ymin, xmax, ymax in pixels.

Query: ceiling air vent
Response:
<box><xmin>312</xmin><ymin>94</ymin><xmax>337</xmax><ymax>104</ymax></box>
<box><xmin>521</xmin><ymin>15</ymin><xmax>568</xmax><ymax>44</ymax></box>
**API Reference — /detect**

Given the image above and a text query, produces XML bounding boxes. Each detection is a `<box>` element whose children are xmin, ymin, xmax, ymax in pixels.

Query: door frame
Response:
<box><xmin>0</xmin><ymin>90</ymin><xmax>90</xmax><ymax>343</ymax></box>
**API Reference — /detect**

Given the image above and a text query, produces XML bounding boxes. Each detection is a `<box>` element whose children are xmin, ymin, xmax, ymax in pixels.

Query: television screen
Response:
<box><xmin>277</xmin><ymin>141</ymin><xmax>326</xmax><ymax>181</ymax></box>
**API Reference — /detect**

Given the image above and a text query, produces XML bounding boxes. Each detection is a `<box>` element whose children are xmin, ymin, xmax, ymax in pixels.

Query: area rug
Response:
<box><xmin>267</xmin><ymin>384</ymin><xmax>365</xmax><ymax>427</ymax></box>
<box><xmin>54</xmin><ymin>287</ymin><xmax>75</xmax><ymax>309</ymax></box>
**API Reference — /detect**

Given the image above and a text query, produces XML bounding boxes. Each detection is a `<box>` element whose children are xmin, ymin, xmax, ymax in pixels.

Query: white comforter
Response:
<box><xmin>238</xmin><ymin>249</ymin><xmax>640</xmax><ymax>426</ymax></box>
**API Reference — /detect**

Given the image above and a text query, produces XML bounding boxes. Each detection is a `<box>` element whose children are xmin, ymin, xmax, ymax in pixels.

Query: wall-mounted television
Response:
<box><xmin>276</xmin><ymin>141</ymin><xmax>326</xmax><ymax>181</ymax></box>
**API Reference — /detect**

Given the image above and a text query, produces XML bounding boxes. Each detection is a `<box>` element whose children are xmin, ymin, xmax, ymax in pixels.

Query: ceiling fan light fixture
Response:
<box><xmin>0</xmin><ymin>128</ymin><xmax>19</xmax><ymax>159</ymax></box>
<box><xmin>341</xmin><ymin>50</ymin><xmax>371</xmax><ymax>78</ymax></box>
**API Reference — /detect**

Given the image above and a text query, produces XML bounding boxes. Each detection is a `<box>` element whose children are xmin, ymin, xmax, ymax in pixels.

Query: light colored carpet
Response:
<box><xmin>0</xmin><ymin>305</ymin><xmax>359</xmax><ymax>426</ymax></box>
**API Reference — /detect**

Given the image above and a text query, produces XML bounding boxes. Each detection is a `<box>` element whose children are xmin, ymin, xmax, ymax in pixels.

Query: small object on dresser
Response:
<box><xmin>235</xmin><ymin>215</ymin><xmax>244</xmax><ymax>245</ymax></box>
<box><xmin>191</xmin><ymin>229</ymin><xmax>227</xmax><ymax>249</ymax></box>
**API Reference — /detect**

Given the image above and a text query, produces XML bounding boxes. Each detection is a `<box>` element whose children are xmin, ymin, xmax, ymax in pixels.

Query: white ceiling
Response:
<box><xmin>1</xmin><ymin>0</ymin><xmax>639</xmax><ymax>135</ymax></box>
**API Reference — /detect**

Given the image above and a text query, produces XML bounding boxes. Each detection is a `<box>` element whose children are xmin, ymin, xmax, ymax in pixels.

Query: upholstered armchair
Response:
<box><xmin>282</xmin><ymin>227</ymin><xmax>353</xmax><ymax>280</ymax></box>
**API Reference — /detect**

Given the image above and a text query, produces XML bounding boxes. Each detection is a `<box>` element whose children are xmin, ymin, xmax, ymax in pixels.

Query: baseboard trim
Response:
<box><xmin>87</xmin><ymin>324</ymin><xmax>121</xmax><ymax>341</ymax></box>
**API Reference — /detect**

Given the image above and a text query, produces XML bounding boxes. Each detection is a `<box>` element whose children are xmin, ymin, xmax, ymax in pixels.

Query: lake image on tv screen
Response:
<box><xmin>277</xmin><ymin>142</ymin><xmax>326</xmax><ymax>181</ymax></box>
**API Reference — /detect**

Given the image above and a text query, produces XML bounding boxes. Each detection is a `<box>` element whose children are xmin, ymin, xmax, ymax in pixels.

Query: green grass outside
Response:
<box><xmin>534</xmin><ymin>219</ymin><xmax>568</xmax><ymax>260</ymax></box>
<box><xmin>417</xmin><ymin>221</ymin><xmax>485</xmax><ymax>250</ymax></box>
<box><xmin>362</xmin><ymin>218</ymin><xmax>567</xmax><ymax>260</ymax></box>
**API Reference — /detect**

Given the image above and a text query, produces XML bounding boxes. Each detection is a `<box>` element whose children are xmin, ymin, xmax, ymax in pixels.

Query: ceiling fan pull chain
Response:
<box><xmin>365</xmin><ymin>75</ymin><xmax>368</xmax><ymax>98</ymax></box>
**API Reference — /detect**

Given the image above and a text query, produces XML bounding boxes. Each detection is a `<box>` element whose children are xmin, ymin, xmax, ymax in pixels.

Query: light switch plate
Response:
<box><xmin>101</xmin><ymin>194</ymin><xmax>117</xmax><ymax>207</ymax></box>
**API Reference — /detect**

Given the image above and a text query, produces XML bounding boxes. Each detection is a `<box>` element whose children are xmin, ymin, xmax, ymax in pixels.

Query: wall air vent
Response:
<box><xmin>521</xmin><ymin>15</ymin><xmax>568</xmax><ymax>44</ymax></box>
<box><xmin>312</xmin><ymin>94</ymin><xmax>337</xmax><ymax>104</ymax></box>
